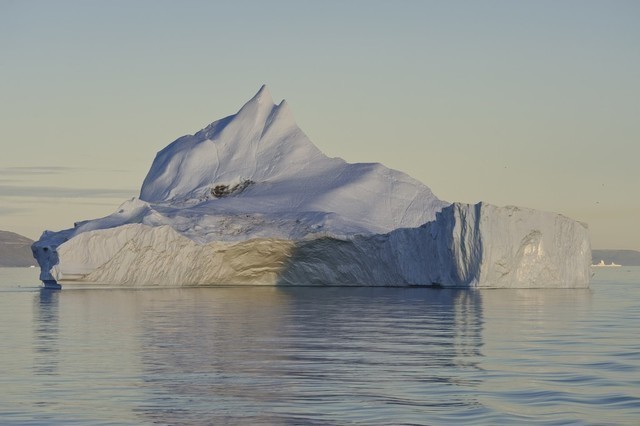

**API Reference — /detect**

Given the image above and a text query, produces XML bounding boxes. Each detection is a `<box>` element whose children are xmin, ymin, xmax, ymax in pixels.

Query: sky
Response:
<box><xmin>1</xmin><ymin>0</ymin><xmax>639</xmax><ymax>249</ymax></box>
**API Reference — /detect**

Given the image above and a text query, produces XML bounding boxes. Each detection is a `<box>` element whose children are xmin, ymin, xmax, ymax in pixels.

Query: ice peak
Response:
<box><xmin>233</xmin><ymin>85</ymin><xmax>277</xmax><ymax>124</ymax></box>
<box><xmin>140</xmin><ymin>86</ymin><xmax>320</xmax><ymax>203</ymax></box>
<box><xmin>250</xmin><ymin>84</ymin><xmax>273</xmax><ymax>106</ymax></box>
<box><xmin>269</xmin><ymin>99</ymin><xmax>294</xmax><ymax>125</ymax></box>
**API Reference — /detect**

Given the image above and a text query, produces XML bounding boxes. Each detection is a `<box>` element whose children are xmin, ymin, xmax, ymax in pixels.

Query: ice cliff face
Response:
<box><xmin>32</xmin><ymin>86</ymin><xmax>591</xmax><ymax>288</ymax></box>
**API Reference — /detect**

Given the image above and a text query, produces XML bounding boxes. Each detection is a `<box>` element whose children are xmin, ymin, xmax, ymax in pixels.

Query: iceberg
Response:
<box><xmin>32</xmin><ymin>86</ymin><xmax>591</xmax><ymax>288</ymax></box>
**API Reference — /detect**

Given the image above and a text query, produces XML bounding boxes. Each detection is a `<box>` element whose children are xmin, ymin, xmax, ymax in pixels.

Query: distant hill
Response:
<box><xmin>592</xmin><ymin>249</ymin><xmax>640</xmax><ymax>266</ymax></box>
<box><xmin>0</xmin><ymin>231</ymin><xmax>36</xmax><ymax>267</ymax></box>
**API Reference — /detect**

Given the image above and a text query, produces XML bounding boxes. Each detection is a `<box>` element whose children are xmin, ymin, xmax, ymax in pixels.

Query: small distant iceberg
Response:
<box><xmin>591</xmin><ymin>260</ymin><xmax>621</xmax><ymax>267</ymax></box>
<box><xmin>32</xmin><ymin>86</ymin><xmax>592</xmax><ymax>289</ymax></box>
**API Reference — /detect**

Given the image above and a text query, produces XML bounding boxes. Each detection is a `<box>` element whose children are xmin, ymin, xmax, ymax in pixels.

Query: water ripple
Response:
<box><xmin>0</xmin><ymin>268</ymin><xmax>639</xmax><ymax>424</ymax></box>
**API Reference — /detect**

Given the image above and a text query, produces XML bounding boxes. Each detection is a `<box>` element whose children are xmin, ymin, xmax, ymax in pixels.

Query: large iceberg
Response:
<box><xmin>32</xmin><ymin>86</ymin><xmax>591</xmax><ymax>289</ymax></box>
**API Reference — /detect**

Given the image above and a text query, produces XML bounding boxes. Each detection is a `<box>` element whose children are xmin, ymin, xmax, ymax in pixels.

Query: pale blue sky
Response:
<box><xmin>1</xmin><ymin>0</ymin><xmax>639</xmax><ymax>249</ymax></box>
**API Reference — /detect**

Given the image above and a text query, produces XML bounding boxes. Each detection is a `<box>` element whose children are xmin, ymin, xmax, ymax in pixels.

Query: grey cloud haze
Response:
<box><xmin>0</xmin><ymin>166</ymin><xmax>81</xmax><ymax>175</ymax></box>
<box><xmin>0</xmin><ymin>185</ymin><xmax>136</xmax><ymax>199</ymax></box>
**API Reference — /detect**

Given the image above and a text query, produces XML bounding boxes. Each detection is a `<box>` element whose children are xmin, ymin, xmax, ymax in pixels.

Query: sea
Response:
<box><xmin>0</xmin><ymin>267</ymin><xmax>639</xmax><ymax>425</ymax></box>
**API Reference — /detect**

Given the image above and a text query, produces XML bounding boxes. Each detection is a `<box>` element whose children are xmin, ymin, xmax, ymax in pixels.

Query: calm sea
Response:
<box><xmin>0</xmin><ymin>267</ymin><xmax>639</xmax><ymax>425</ymax></box>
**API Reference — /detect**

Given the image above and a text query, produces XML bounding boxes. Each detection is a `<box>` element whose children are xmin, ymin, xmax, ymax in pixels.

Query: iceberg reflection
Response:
<box><xmin>134</xmin><ymin>287</ymin><xmax>484</xmax><ymax>424</ymax></box>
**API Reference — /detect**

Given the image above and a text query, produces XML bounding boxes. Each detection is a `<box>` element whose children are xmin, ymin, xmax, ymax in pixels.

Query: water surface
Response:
<box><xmin>1</xmin><ymin>267</ymin><xmax>639</xmax><ymax>425</ymax></box>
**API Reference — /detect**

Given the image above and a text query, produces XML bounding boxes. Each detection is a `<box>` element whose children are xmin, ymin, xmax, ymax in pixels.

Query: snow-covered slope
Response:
<box><xmin>32</xmin><ymin>86</ymin><xmax>591</xmax><ymax>288</ymax></box>
<box><xmin>139</xmin><ymin>85</ymin><xmax>447</xmax><ymax>237</ymax></box>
